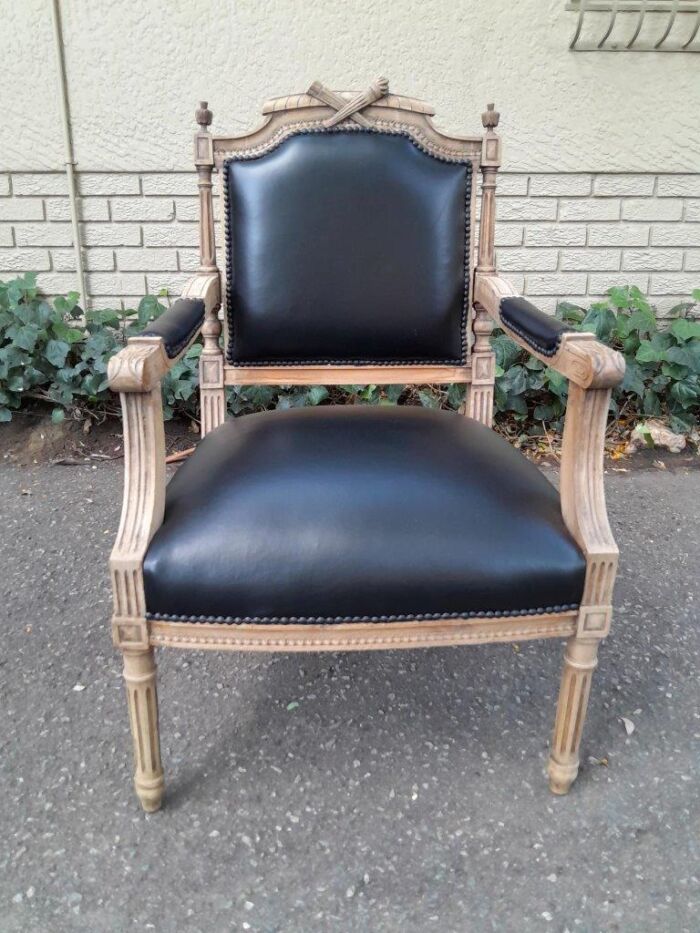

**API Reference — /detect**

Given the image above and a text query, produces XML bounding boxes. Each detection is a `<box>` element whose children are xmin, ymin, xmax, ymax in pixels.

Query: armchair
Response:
<box><xmin>108</xmin><ymin>82</ymin><xmax>624</xmax><ymax>812</ymax></box>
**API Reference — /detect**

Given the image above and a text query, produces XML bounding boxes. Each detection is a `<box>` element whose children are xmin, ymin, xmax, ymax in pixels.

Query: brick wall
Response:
<box><xmin>0</xmin><ymin>171</ymin><xmax>698</xmax><ymax>315</ymax></box>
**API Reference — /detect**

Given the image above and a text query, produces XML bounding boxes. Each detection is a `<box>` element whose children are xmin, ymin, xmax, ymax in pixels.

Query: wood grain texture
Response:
<box><xmin>122</xmin><ymin>649</ymin><xmax>164</xmax><ymax>812</ymax></box>
<box><xmin>548</xmin><ymin>637</ymin><xmax>599</xmax><ymax>794</ymax></box>
<box><xmin>110</xmin><ymin>385</ymin><xmax>165</xmax><ymax>627</ymax></box>
<box><xmin>466</xmin><ymin>304</ymin><xmax>495</xmax><ymax>425</ymax></box>
<box><xmin>150</xmin><ymin>612</ymin><xmax>577</xmax><ymax>653</ymax></box>
<box><xmin>224</xmin><ymin>364</ymin><xmax>471</xmax><ymax>386</ymax></box>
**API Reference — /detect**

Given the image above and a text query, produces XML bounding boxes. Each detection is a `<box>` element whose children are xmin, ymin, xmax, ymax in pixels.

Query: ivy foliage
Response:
<box><xmin>0</xmin><ymin>274</ymin><xmax>698</xmax><ymax>434</ymax></box>
<box><xmin>492</xmin><ymin>285</ymin><xmax>700</xmax><ymax>435</ymax></box>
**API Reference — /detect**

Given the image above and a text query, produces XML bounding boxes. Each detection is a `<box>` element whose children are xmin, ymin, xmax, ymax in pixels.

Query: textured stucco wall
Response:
<box><xmin>2</xmin><ymin>0</ymin><xmax>699</xmax><ymax>173</ymax></box>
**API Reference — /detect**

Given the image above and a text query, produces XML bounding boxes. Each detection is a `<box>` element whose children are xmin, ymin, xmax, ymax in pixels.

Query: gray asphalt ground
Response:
<box><xmin>0</xmin><ymin>459</ymin><xmax>698</xmax><ymax>933</ymax></box>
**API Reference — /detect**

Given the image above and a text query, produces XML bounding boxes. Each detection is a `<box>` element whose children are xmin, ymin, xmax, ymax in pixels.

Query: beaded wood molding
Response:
<box><xmin>209</xmin><ymin>78</ymin><xmax>489</xmax><ymax>168</ymax></box>
<box><xmin>149</xmin><ymin>612</ymin><xmax>578</xmax><ymax>653</ymax></box>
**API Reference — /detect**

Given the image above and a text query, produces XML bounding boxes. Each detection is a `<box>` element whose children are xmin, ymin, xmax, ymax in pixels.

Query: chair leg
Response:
<box><xmin>548</xmin><ymin>636</ymin><xmax>599</xmax><ymax>795</ymax></box>
<box><xmin>122</xmin><ymin>648</ymin><xmax>164</xmax><ymax>812</ymax></box>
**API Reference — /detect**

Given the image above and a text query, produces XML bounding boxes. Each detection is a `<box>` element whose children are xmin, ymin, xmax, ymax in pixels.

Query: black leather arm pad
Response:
<box><xmin>142</xmin><ymin>298</ymin><xmax>206</xmax><ymax>358</ymax></box>
<box><xmin>499</xmin><ymin>297</ymin><xmax>573</xmax><ymax>357</ymax></box>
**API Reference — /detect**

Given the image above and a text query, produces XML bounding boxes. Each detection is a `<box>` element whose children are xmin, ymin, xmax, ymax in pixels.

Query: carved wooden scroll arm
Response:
<box><xmin>474</xmin><ymin>273</ymin><xmax>625</xmax><ymax>390</ymax></box>
<box><xmin>107</xmin><ymin>272</ymin><xmax>219</xmax><ymax>644</ymax></box>
<box><xmin>108</xmin><ymin>273</ymin><xmax>219</xmax><ymax>394</ymax></box>
<box><xmin>474</xmin><ymin>271</ymin><xmax>624</xmax><ymax>636</ymax></box>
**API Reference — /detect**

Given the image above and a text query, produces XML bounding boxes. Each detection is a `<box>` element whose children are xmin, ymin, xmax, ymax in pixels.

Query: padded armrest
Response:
<box><xmin>474</xmin><ymin>272</ymin><xmax>624</xmax><ymax>389</ymax></box>
<box><xmin>142</xmin><ymin>298</ymin><xmax>205</xmax><ymax>359</ymax></box>
<box><xmin>499</xmin><ymin>297</ymin><xmax>573</xmax><ymax>358</ymax></box>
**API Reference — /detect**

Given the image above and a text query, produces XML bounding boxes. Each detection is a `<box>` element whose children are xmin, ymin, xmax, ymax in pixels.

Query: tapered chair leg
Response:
<box><xmin>122</xmin><ymin>648</ymin><xmax>164</xmax><ymax>812</ymax></box>
<box><xmin>548</xmin><ymin>636</ymin><xmax>600</xmax><ymax>795</ymax></box>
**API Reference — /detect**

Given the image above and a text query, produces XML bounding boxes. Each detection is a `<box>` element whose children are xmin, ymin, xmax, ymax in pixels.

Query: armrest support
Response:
<box><xmin>108</xmin><ymin>272</ymin><xmax>219</xmax><ymax>643</ymax></box>
<box><xmin>108</xmin><ymin>272</ymin><xmax>220</xmax><ymax>393</ymax></box>
<box><xmin>473</xmin><ymin>272</ymin><xmax>623</xmax><ymax>635</ymax></box>
<box><xmin>474</xmin><ymin>272</ymin><xmax>625</xmax><ymax>389</ymax></box>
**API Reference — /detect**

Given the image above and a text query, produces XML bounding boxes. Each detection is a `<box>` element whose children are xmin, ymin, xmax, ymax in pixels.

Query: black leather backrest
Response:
<box><xmin>224</xmin><ymin>130</ymin><xmax>471</xmax><ymax>366</ymax></box>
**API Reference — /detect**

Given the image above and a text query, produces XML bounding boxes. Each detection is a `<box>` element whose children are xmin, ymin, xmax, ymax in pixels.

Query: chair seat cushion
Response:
<box><xmin>143</xmin><ymin>407</ymin><xmax>586</xmax><ymax>624</ymax></box>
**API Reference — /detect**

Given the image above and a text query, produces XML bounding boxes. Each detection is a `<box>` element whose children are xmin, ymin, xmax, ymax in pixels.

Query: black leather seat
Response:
<box><xmin>143</xmin><ymin>407</ymin><xmax>585</xmax><ymax>624</ymax></box>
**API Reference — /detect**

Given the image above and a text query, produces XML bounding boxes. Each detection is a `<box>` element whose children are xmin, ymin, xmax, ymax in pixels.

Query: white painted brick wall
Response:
<box><xmin>0</xmin><ymin>171</ymin><xmax>698</xmax><ymax>313</ymax></box>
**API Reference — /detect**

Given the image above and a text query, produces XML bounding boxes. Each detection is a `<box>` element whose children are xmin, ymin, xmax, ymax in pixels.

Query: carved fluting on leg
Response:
<box><xmin>466</xmin><ymin>304</ymin><xmax>495</xmax><ymax>426</ymax></box>
<box><xmin>548</xmin><ymin>637</ymin><xmax>599</xmax><ymax>795</ymax></box>
<box><xmin>123</xmin><ymin>649</ymin><xmax>164</xmax><ymax>812</ymax></box>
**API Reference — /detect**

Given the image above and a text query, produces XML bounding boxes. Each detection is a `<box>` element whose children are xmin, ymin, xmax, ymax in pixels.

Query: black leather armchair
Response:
<box><xmin>107</xmin><ymin>82</ymin><xmax>624</xmax><ymax>812</ymax></box>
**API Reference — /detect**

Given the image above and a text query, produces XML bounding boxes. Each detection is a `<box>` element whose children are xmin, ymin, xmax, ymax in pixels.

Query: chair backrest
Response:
<box><xmin>194</xmin><ymin>81</ymin><xmax>502</xmax><ymax>386</ymax></box>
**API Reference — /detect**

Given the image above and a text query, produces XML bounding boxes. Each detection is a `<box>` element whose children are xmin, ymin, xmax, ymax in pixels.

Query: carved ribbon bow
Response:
<box><xmin>307</xmin><ymin>77</ymin><xmax>390</xmax><ymax>128</ymax></box>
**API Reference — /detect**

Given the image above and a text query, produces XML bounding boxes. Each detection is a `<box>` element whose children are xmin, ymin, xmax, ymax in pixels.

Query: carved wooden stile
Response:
<box><xmin>548</xmin><ymin>379</ymin><xmax>619</xmax><ymax>793</ymax></box>
<box><xmin>195</xmin><ymin>101</ymin><xmax>225</xmax><ymax>437</ymax></box>
<box><xmin>467</xmin><ymin>104</ymin><xmax>501</xmax><ymax>425</ymax></box>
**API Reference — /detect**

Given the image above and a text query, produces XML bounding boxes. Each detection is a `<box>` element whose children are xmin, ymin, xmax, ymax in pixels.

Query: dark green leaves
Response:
<box><xmin>0</xmin><ymin>273</ymin><xmax>699</xmax><ymax>434</ymax></box>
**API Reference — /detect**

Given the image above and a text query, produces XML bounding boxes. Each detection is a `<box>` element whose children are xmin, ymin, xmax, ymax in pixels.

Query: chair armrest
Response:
<box><xmin>108</xmin><ymin>272</ymin><xmax>220</xmax><ymax>393</ymax></box>
<box><xmin>141</xmin><ymin>297</ymin><xmax>205</xmax><ymax>358</ymax></box>
<box><xmin>108</xmin><ymin>272</ymin><xmax>219</xmax><ymax>636</ymax></box>
<box><xmin>474</xmin><ymin>272</ymin><xmax>622</xmax><ymax>630</ymax></box>
<box><xmin>474</xmin><ymin>272</ymin><xmax>625</xmax><ymax>389</ymax></box>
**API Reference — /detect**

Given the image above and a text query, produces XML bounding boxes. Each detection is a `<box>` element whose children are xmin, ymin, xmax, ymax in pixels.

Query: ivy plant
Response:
<box><xmin>1</xmin><ymin>273</ymin><xmax>698</xmax><ymax>436</ymax></box>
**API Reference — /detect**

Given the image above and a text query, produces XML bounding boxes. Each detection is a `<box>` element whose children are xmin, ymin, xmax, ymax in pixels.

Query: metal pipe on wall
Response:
<box><xmin>50</xmin><ymin>0</ymin><xmax>87</xmax><ymax>309</ymax></box>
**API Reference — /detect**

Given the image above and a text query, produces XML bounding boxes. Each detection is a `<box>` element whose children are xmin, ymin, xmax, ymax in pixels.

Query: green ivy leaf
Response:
<box><xmin>45</xmin><ymin>339</ymin><xmax>70</xmax><ymax>368</ymax></box>
<box><xmin>670</xmin><ymin>318</ymin><xmax>700</xmax><ymax>343</ymax></box>
<box><xmin>620</xmin><ymin>358</ymin><xmax>646</xmax><ymax>397</ymax></box>
<box><xmin>670</xmin><ymin>377</ymin><xmax>699</xmax><ymax>409</ymax></box>
<box><xmin>636</xmin><ymin>340</ymin><xmax>664</xmax><ymax>364</ymax></box>
<box><xmin>306</xmin><ymin>385</ymin><xmax>329</xmax><ymax>406</ymax></box>
<box><xmin>51</xmin><ymin>407</ymin><xmax>65</xmax><ymax>424</ymax></box>
<box><xmin>7</xmin><ymin>322</ymin><xmax>40</xmax><ymax>352</ymax></box>
<box><xmin>52</xmin><ymin>320</ymin><xmax>84</xmax><ymax>344</ymax></box>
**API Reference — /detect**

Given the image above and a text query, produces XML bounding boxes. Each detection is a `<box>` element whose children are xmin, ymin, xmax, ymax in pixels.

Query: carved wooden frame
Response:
<box><xmin>108</xmin><ymin>82</ymin><xmax>624</xmax><ymax>811</ymax></box>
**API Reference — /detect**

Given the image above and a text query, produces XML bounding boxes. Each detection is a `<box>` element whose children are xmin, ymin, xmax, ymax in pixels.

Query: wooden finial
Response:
<box><xmin>482</xmin><ymin>102</ymin><xmax>500</xmax><ymax>131</ymax></box>
<box><xmin>195</xmin><ymin>101</ymin><xmax>213</xmax><ymax>130</ymax></box>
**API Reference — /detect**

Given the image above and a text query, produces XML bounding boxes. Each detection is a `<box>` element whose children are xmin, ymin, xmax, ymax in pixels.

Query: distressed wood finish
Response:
<box><xmin>150</xmin><ymin>611</ymin><xmax>578</xmax><ymax>652</ymax></box>
<box><xmin>549</xmin><ymin>637</ymin><xmax>599</xmax><ymax>794</ymax></box>
<box><xmin>547</xmin><ymin>380</ymin><xmax>619</xmax><ymax>793</ymax></box>
<box><xmin>107</xmin><ymin>82</ymin><xmax>626</xmax><ymax>809</ymax></box>
<box><xmin>193</xmin><ymin>102</ymin><xmax>226</xmax><ymax>436</ymax></box>
<box><xmin>123</xmin><ymin>648</ymin><xmax>164</xmax><ymax>812</ymax></box>
<box><xmin>109</xmin><ymin>385</ymin><xmax>165</xmax><ymax>627</ymax></box>
<box><xmin>476</xmin><ymin>103</ymin><xmax>501</xmax><ymax>275</ymax></box>
<box><xmin>224</xmin><ymin>364</ymin><xmax>471</xmax><ymax>386</ymax></box>
<box><xmin>467</xmin><ymin>306</ymin><xmax>495</xmax><ymax>425</ymax></box>
<box><xmin>108</xmin><ymin>272</ymin><xmax>216</xmax><ymax>810</ymax></box>
<box><xmin>474</xmin><ymin>273</ymin><xmax>626</xmax><ymax>389</ymax></box>
<box><xmin>471</xmin><ymin>268</ymin><xmax>623</xmax><ymax>793</ymax></box>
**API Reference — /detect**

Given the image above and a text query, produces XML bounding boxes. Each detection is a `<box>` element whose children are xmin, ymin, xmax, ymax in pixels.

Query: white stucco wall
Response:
<box><xmin>2</xmin><ymin>0</ymin><xmax>699</xmax><ymax>173</ymax></box>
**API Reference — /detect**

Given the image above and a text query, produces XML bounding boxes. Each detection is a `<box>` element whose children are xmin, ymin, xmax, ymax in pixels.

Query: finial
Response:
<box><xmin>195</xmin><ymin>101</ymin><xmax>213</xmax><ymax>130</ymax></box>
<box><xmin>482</xmin><ymin>102</ymin><xmax>500</xmax><ymax>131</ymax></box>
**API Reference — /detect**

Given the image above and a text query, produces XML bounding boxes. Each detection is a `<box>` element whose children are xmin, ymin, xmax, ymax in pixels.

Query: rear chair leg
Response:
<box><xmin>548</xmin><ymin>636</ymin><xmax>599</xmax><ymax>795</ymax></box>
<box><xmin>122</xmin><ymin>648</ymin><xmax>164</xmax><ymax>811</ymax></box>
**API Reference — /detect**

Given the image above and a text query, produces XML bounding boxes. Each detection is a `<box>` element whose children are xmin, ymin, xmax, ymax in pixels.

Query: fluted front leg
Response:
<box><xmin>123</xmin><ymin>648</ymin><xmax>164</xmax><ymax>812</ymax></box>
<box><xmin>548</xmin><ymin>637</ymin><xmax>599</xmax><ymax>794</ymax></box>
